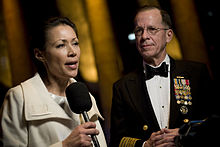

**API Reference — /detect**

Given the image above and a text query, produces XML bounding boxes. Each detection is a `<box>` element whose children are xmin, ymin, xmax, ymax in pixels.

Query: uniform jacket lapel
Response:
<box><xmin>169</xmin><ymin>58</ymin><xmax>179</xmax><ymax>127</ymax></box>
<box><xmin>169</xmin><ymin>57</ymin><xmax>192</xmax><ymax>128</ymax></box>
<box><xmin>125</xmin><ymin>69</ymin><xmax>160</xmax><ymax>130</ymax></box>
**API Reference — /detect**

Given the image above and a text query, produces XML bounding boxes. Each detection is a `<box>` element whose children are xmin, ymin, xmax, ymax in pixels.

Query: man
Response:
<box><xmin>110</xmin><ymin>5</ymin><xmax>214</xmax><ymax>147</ymax></box>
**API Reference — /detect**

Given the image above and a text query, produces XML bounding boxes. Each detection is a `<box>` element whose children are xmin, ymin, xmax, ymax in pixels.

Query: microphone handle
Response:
<box><xmin>82</xmin><ymin>111</ymin><xmax>100</xmax><ymax>147</ymax></box>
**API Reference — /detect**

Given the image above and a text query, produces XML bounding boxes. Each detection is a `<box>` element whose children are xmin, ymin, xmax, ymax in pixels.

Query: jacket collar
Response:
<box><xmin>21</xmin><ymin>73</ymin><xmax>104</xmax><ymax>123</ymax></box>
<box><xmin>21</xmin><ymin>73</ymin><xmax>103</xmax><ymax>122</ymax></box>
<box><xmin>21</xmin><ymin>73</ymin><xmax>74</xmax><ymax>121</ymax></box>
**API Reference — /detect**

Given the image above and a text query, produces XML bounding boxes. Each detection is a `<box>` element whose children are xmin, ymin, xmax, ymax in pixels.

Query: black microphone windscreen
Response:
<box><xmin>65</xmin><ymin>82</ymin><xmax>92</xmax><ymax>114</ymax></box>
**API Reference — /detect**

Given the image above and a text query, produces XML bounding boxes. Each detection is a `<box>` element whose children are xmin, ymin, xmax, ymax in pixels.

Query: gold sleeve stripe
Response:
<box><xmin>119</xmin><ymin>137</ymin><xmax>141</xmax><ymax>147</ymax></box>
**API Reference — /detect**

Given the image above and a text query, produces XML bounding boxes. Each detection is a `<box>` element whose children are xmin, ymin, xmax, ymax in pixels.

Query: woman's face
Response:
<box><xmin>39</xmin><ymin>24</ymin><xmax>80</xmax><ymax>80</ymax></box>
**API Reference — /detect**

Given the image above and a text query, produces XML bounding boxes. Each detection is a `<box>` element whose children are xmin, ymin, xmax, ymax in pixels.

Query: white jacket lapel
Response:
<box><xmin>21</xmin><ymin>73</ymin><xmax>72</xmax><ymax>121</ymax></box>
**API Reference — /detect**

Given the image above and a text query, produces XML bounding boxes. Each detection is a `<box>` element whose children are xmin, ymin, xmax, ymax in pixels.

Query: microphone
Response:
<box><xmin>65</xmin><ymin>82</ymin><xmax>100</xmax><ymax>147</ymax></box>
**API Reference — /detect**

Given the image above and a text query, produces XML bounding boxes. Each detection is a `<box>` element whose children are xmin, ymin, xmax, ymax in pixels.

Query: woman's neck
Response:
<box><xmin>41</xmin><ymin>74</ymin><xmax>69</xmax><ymax>97</ymax></box>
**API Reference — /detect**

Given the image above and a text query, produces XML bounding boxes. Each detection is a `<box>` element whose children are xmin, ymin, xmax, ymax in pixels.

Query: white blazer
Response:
<box><xmin>0</xmin><ymin>73</ymin><xmax>107</xmax><ymax>147</ymax></box>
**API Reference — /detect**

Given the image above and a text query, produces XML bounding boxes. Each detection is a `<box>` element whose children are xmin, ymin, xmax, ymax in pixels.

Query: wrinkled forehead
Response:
<box><xmin>134</xmin><ymin>9</ymin><xmax>163</xmax><ymax>27</ymax></box>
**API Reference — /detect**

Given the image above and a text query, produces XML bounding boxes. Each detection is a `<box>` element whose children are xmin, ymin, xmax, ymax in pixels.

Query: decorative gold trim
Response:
<box><xmin>176</xmin><ymin>76</ymin><xmax>184</xmax><ymax>78</ymax></box>
<box><xmin>119</xmin><ymin>137</ymin><xmax>141</xmax><ymax>147</ymax></box>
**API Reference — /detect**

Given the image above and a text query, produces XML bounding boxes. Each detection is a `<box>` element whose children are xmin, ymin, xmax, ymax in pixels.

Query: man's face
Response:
<box><xmin>134</xmin><ymin>9</ymin><xmax>173</xmax><ymax>65</ymax></box>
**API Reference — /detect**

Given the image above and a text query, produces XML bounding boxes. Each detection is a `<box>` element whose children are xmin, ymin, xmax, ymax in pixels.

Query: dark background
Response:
<box><xmin>0</xmin><ymin>0</ymin><xmax>219</xmax><ymax>144</ymax></box>
<box><xmin>16</xmin><ymin>0</ymin><xmax>219</xmax><ymax>80</ymax></box>
<box><xmin>1</xmin><ymin>0</ymin><xmax>219</xmax><ymax>114</ymax></box>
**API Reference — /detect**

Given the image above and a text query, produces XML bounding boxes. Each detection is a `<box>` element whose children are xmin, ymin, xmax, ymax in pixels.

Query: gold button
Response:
<box><xmin>183</xmin><ymin>119</ymin><xmax>189</xmax><ymax>123</ymax></box>
<box><xmin>143</xmin><ymin>125</ymin><xmax>148</xmax><ymax>131</ymax></box>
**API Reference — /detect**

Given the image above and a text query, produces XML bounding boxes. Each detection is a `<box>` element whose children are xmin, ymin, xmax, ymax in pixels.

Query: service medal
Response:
<box><xmin>180</xmin><ymin>105</ymin><xmax>188</xmax><ymax>114</ymax></box>
<box><xmin>174</xmin><ymin>77</ymin><xmax>192</xmax><ymax>115</ymax></box>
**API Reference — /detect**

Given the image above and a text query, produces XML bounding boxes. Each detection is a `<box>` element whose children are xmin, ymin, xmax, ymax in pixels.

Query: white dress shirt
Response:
<box><xmin>144</xmin><ymin>55</ymin><xmax>171</xmax><ymax>129</ymax></box>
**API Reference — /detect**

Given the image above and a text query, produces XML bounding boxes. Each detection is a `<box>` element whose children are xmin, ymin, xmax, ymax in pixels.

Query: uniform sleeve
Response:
<box><xmin>192</xmin><ymin>63</ymin><xmax>216</xmax><ymax>118</ymax></box>
<box><xmin>110</xmin><ymin>83</ymin><xmax>145</xmax><ymax>147</ymax></box>
<box><xmin>0</xmin><ymin>87</ymin><xmax>28</xmax><ymax>147</ymax></box>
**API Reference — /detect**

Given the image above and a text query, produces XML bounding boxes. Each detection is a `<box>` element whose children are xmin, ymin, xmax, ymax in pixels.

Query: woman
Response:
<box><xmin>0</xmin><ymin>17</ymin><xmax>107</xmax><ymax>147</ymax></box>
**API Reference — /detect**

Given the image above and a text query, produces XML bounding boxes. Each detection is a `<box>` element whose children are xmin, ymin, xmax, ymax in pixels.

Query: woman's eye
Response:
<box><xmin>73</xmin><ymin>42</ymin><xmax>79</xmax><ymax>46</ymax></box>
<box><xmin>56</xmin><ymin>44</ymin><xmax>65</xmax><ymax>48</ymax></box>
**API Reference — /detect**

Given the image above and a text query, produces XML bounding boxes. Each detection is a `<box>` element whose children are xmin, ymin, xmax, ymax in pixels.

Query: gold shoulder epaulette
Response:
<box><xmin>119</xmin><ymin>137</ymin><xmax>140</xmax><ymax>147</ymax></box>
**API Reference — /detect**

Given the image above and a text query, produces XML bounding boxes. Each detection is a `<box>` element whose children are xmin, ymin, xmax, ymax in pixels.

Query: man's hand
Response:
<box><xmin>144</xmin><ymin>128</ymin><xmax>179</xmax><ymax>147</ymax></box>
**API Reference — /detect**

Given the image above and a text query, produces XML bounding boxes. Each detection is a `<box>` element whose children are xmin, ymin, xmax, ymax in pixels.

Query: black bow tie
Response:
<box><xmin>145</xmin><ymin>62</ymin><xmax>168</xmax><ymax>80</ymax></box>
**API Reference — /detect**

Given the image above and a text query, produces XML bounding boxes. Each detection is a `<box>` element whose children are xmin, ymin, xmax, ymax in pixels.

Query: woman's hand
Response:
<box><xmin>62</xmin><ymin>122</ymin><xmax>99</xmax><ymax>147</ymax></box>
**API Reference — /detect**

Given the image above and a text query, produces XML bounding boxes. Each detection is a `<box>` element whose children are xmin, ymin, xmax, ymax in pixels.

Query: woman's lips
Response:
<box><xmin>65</xmin><ymin>61</ymin><xmax>78</xmax><ymax>70</ymax></box>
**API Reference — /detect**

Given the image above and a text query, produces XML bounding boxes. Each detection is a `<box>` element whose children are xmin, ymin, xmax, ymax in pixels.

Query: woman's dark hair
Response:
<box><xmin>30</xmin><ymin>17</ymin><xmax>78</xmax><ymax>75</ymax></box>
<box><xmin>134</xmin><ymin>5</ymin><xmax>173</xmax><ymax>29</ymax></box>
